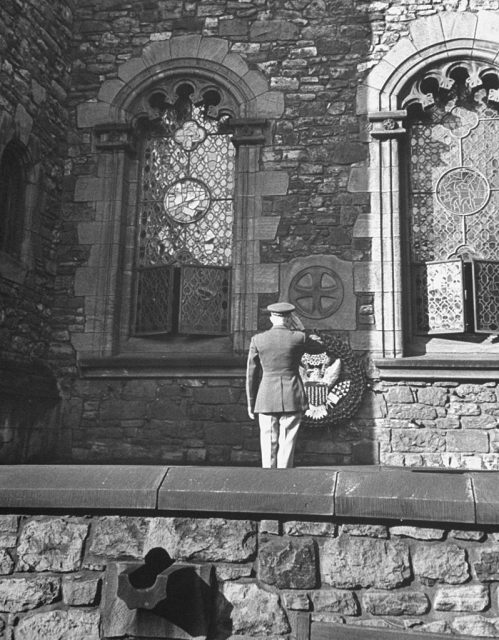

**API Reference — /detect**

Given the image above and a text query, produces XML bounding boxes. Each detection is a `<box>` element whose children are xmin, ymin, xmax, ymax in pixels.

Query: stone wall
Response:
<box><xmin>0</xmin><ymin>0</ymin><xmax>74</xmax><ymax>462</ymax></box>
<box><xmin>1</xmin><ymin>513</ymin><xmax>499</xmax><ymax>638</ymax></box>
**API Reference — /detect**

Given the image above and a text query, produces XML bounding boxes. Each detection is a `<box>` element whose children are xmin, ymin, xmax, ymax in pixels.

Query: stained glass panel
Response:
<box><xmin>178</xmin><ymin>265</ymin><xmax>231</xmax><ymax>335</ymax></box>
<box><xmin>135</xmin><ymin>266</ymin><xmax>174</xmax><ymax>335</ymax></box>
<box><xmin>414</xmin><ymin>260</ymin><xmax>465</xmax><ymax>335</ymax></box>
<box><xmin>473</xmin><ymin>260</ymin><xmax>499</xmax><ymax>334</ymax></box>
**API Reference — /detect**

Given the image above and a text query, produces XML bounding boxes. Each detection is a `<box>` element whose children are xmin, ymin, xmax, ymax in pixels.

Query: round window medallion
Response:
<box><xmin>289</xmin><ymin>266</ymin><xmax>344</xmax><ymax>319</ymax></box>
<box><xmin>436</xmin><ymin>167</ymin><xmax>490</xmax><ymax>216</ymax></box>
<box><xmin>163</xmin><ymin>178</ymin><xmax>211</xmax><ymax>224</ymax></box>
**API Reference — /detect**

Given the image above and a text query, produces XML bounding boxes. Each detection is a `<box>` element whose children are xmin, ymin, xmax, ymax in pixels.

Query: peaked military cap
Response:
<box><xmin>267</xmin><ymin>302</ymin><xmax>295</xmax><ymax>315</ymax></box>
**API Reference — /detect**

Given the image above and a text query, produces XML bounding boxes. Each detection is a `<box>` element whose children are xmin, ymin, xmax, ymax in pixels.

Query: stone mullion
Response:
<box><xmin>369</xmin><ymin>111</ymin><xmax>407</xmax><ymax>358</ymax></box>
<box><xmin>232</xmin><ymin>144</ymin><xmax>261</xmax><ymax>354</ymax></box>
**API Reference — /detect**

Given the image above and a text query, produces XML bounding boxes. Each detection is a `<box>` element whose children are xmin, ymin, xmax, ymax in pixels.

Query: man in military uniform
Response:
<box><xmin>246</xmin><ymin>302</ymin><xmax>308</xmax><ymax>468</ymax></box>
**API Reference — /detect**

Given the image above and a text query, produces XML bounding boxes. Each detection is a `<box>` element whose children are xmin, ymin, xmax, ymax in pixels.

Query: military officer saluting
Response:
<box><xmin>246</xmin><ymin>302</ymin><xmax>309</xmax><ymax>469</ymax></box>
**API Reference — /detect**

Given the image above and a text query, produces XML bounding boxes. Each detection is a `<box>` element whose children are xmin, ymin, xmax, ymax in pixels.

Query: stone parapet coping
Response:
<box><xmin>0</xmin><ymin>465</ymin><xmax>496</xmax><ymax>526</ymax></box>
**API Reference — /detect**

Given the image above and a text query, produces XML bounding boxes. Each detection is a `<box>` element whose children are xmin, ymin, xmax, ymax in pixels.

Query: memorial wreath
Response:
<box><xmin>300</xmin><ymin>332</ymin><xmax>366</xmax><ymax>426</ymax></box>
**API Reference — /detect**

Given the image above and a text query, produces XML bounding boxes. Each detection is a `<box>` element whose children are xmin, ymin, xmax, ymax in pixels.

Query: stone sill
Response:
<box><xmin>0</xmin><ymin>465</ymin><xmax>496</xmax><ymax>526</ymax></box>
<box><xmin>375</xmin><ymin>357</ymin><xmax>499</xmax><ymax>380</ymax></box>
<box><xmin>78</xmin><ymin>355</ymin><xmax>246</xmax><ymax>378</ymax></box>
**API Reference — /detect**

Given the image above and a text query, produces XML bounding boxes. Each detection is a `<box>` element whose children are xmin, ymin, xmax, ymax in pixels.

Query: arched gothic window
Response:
<box><xmin>403</xmin><ymin>62</ymin><xmax>499</xmax><ymax>340</ymax></box>
<box><xmin>0</xmin><ymin>141</ymin><xmax>26</xmax><ymax>258</ymax></box>
<box><xmin>133</xmin><ymin>81</ymin><xmax>235</xmax><ymax>337</ymax></box>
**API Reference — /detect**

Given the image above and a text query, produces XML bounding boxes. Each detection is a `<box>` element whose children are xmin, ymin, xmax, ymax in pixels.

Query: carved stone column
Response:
<box><xmin>368</xmin><ymin>110</ymin><xmax>407</xmax><ymax>358</ymax></box>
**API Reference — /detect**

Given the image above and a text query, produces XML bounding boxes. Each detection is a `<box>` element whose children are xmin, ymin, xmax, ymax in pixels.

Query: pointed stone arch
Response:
<box><xmin>354</xmin><ymin>11</ymin><xmax>499</xmax><ymax>362</ymax></box>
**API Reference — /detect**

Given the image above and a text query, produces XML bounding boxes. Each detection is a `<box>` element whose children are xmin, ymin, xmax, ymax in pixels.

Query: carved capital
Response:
<box><xmin>228</xmin><ymin>118</ymin><xmax>268</xmax><ymax>147</ymax></box>
<box><xmin>94</xmin><ymin>123</ymin><xmax>136</xmax><ymax>152</ymax></box>
<box><xmin>368</xmin><ymin>110</ymin><xmax>407</xmax><ymax>140</ymax></box>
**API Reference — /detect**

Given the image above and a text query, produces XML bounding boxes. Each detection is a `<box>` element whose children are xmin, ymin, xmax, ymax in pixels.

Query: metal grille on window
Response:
<box><xmin>472</xmin><ymin>260</ymin><xmax>499</xmax><ymax>334</ymax></box>
<box><xmin>134</xmin><ymin>83</ymin><xmax>235</xmax><ymax>336</ymax></box>
<box><xmin>408</xmin><ymin>73</ymin><xmax>499</xmax><ymax>335</ymax></box>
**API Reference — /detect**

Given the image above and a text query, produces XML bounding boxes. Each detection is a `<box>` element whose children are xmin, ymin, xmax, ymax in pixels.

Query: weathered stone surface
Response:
<box><xmin>88</xmin><ymin>516</ymin><xmax>147</xmax><ymax>560</ymax></box>
<box><xmin>450</xmin><ymin>530</ymin><xmax>485</xmax><ymax>541</ymax></box>
<box><xmin>474</xmin><ymin>549</ymin><xmax>499</xmax><ymax>582</ymax></box>
<box><xmin>215</xmin><ymin>563</ymin><xmax>253</xmax><ymax>581</ymax></box>
<box><xmin>259</xmin><ymin>537</ymin><xmax>317</xmax><ymax>589</ymax></box>
<box><xmin>451</xmin><ymin>615</ymin><xmax>499</xmax><ymax>637</ymax></box>
<box><xmin>390</xmin><ymin>526</ymin><xmax>445</xmax><ymax>540</ymax></box>
<box><xmin>17</xmin><ymin>519</ymin><xmax>88</xmax><ymax>572</ymax></box>
<box><xmin>0</xmin><ymin>550</ymin><xmax>13</xmax><ymax>575</ymax></box>
<box><xmin>282</xmin><ymin>591</ymin><xmax>310</xmax><ymax>610</ymax></box>
<box><xmin>413</xmin><ymin>544</ymin><xmax>469</xmax><ymax>585</ymax></box>
<box><xmin>363</xmin><ymin>590</ymin><xmax>429</xmax><ymax>616</ymax></box>
<box><xmin>321</xmin><ymin>537</ymin><xmax>411</xmax><ymax>589</ymax></box>
<box><xmin>312</xmin><ymin>590</ymin><xmax>359</xmax><ymax>616</ymax></box>
<box><xmin>284</xmin><ymin>521</ymin><xmax>336</xmax><ymax>537</ymax></box>
<box><xmin>386</xmin><ymin>386</ymin><xmax>414</xmax><ymax>404</ymax></box>
<box><xmin>15</xmin><ymin>609</ymin><xmax>100</xmax><ymax>640</ymax></box>
<box><xmin>250</xmin><ymin>20</ymin><xmax>298</xmax><ymax>41</ymax></box>
<box><xmin>391</xmin><ymin>429</ymin><xmax>445</xmax><ymax>453</ymax></box>
<box><xmin>434</xmin><ymin>585</ymin><xmax>489</xmax><ymax>612</ymax></box>
<box><xmin>217</xmin><ymin>582</ymin><xmax>290</xmax><ymax>636</ymax></box>
<box><xmin>0</xmin><ymin>516</ymin><xmax>19</xmax><ymax>548</ymax></box>
<box><xmin>62</xmin><ymin>573</ymin><xmax>101</xmax><ymax>606</ymax></box>
<box><xmin>341</xmin><ymin>524</ymin><xmax>387</xmax><ymax>538</ymax></box>
<box><xmin>417</xmin><ymin>387</ymin><xmax>447</xmax><ymax>406</ymax></box>
<box><xmin>0</xmin><ymin>576</ymin><xmax>60</xmax><ymax>612</ymax></box>
<box><xmin>145</xmin><ymin>517</ymin><xmax>256</xmax><ymax>562</ymax></box>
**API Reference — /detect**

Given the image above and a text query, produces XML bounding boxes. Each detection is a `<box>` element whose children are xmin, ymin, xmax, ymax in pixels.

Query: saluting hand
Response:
<box><xmin>247</xmin><ymin>406</ymin><xmax>255</xmax><ymax>420</ymax></box>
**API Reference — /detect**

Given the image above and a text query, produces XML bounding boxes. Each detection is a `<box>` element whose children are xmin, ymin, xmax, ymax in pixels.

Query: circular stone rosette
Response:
<box><xmin>301</xmin><ymin>333</ymin><xmax>366</xmax><ymax>427</ymax></box>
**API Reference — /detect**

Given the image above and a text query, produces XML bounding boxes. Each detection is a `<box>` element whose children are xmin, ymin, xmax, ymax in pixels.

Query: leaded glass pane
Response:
<box><xmin>138</xmin><ymin>105</ymin><xmax>235</xmax><ymax>268</ymax></box>
<box><xmin>178</xmin><ymin>265</ymin><xmax>231</xmax><ymax>335</ymax></box>
<box><xmin>135</xmin><ymin>266</ymin><xmax>174</xmax><ymax>335</ymax></box>
<box><xmin>414</xmin><ymin>260</ymin><xmax>465</xmax><ymax>335</ymax></box>
<box><xmin>473</xmin><ymin>260</ymin><xmax>499</xmax><ymax>334</ymax></box>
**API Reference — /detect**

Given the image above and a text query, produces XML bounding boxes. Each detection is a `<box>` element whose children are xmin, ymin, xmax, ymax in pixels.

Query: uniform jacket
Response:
<box><xmin>246</xmin><ymin>326</ymin><xmax>308</xmax><ymax>414</ymax></box>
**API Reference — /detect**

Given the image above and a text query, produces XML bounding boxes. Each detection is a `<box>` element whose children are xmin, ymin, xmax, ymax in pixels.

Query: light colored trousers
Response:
<box><xmin>258</xmin><ymin>412</ymin><xmax>302</xmax><ymax>468</ymax></box>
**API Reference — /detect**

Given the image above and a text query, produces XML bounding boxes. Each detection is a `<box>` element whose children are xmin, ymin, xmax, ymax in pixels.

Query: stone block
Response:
<box><xmin>284</xmin><ymin>521</ymin><xmax>336</xmax><ymax>537</ymax></box>
<box><xmin>390</xmin><ymin>526</ymin><xmax>445</xmax><ymax>540</ymax></box>
<box><xmin>242</xmin><ymin>70</ymin><xmax>269</xmax><ymax>96</ymax></box>
<box><xmin>408</xmin><ymin>14</ymin><xmax>445</xmax><ymax>53</ymax></box>
<box><xmin>249</xmin><ymin>91</ymin><xmax>285</xmax><ymax>117</ymax></box>
<box><xmin>474</xmin><ymin>549</ymin><xmax>499</xmax><ymax>581</ymax></box>
<box><xmin>254</xmin><ymin>217</ymin><xmax>280</xmax><ymax>240</ymax></box>
<box><xmin>97</xmin><ymin>78</ymin><xmax>125</xmax><ymax>104</ymax></box>
<box><xmin>440</xmin><ymin>11</ymin><xmax>477</xmax><ymax>43</ymax></box>
<box><xmin>141</xmin><ymin>40</ymin><xmax>171</xmax><ymax>67</ymax></box>
<box><xmin>17</xmin><ymin>519</ymin><xmax>88</xmax><ymax>572</ymax></box>
<box><xmin>474</xmin><ymin>474</ymin><xmax>499</xmax><ymax>525</ymax></box>
<box><xmin>448</xmin><ymin>402</ymin><xmax>481</xmax><ymax>416</ymax></box>
<box><xmin>335</xmin><ymin>469</ymin><xmax>475</xmax><ymax>523</ymax></box>
<box><xmin>218</xmin><ymin>18</ymin><xmax>248</xmax><ymax>37</ymax></box>
<box><xmin>0</xmin><ymin>516</ymin><xmax>19</xmax><ymax>548</ymax></box>
<box><xmin>386</xmin><ymin>386</ymin><xmax>414</xmax><ymax>404</ymax></box>
<box><xmin>259</xmin><ymin>537</ymin><xmax>317</xmax><ymax>589</ymax></box>
<box><xmin>391</xmin><ymin>429</ymin><xmax>445</xmax><ymax>453</ymax></box>
<box><xmin>253</xmin><ymin>263</ymin><xmax>280</xmax><ymax>293</ymax></box>
<box><xmin>388</xmin><ymin>404</ymin><xmax>438</xmax><ymax>422</ymax></box>
<box><xmin>0</xmin><ymin>550</ymin><xmax>13</xmax><ymax>575</ymax></box>
<box><xmin>451</xmin><ymin>615</ymin><xmax>499</xmax><ymax>637</ymax></box>
<box><xmin>312</xmin><ymin>590</ymin><xmax>359</xmax><ymax>616</ymax></box>
<box><xmin>198</xmin><ymin>37</ymin><xmax>229</xmax><ymax>63</ymax></box>
<box><xmin>15</xmin><ymin>609</ymin><xmax>100</xmax><ymax>640</ymax></box>
<box><xmin>88</xmin><ymin>516</ymin><xmax>148</xmax><ymax>560</ymax></box>
<box><xmin>257</xmin><ymin>170</ymin><xmax>289</xmax><ymax>196</ymax></box>
<box><xmin>250</xmin><ymin>20</ymin><xmax>298</xmax><ymax>41</ymax></box>
<box><xmin>461</xmin><ymin>415</ymin><xmax>497</xmax><ymax>429</ymax></box>
<box><xmin>413</xmin><ymin>543</ymin><xmax>469</xmax><ymax>585</ymax></box>
<box><xmin>417</xmin><ymin>386</ymin><xmax>447</xmax><ymax>406</ymax></box>
<box><xmin>476</xmin><ymin>11</ymin><xmax>499</xmax><ymax>45</ymax></box>
<box><xmin>144</xmin><ymin>517</ymin><xmax>256</xmax><ymax>562</ymax></box>
<box><xmin>74</xmin><ymin>177</ymin><xmax>103</xmax><ymax>202</ymax></box>
<box><xmin>0</xmin><ymin>576</ymin><xmax>60</xmax><ymax>612</ymax></box>
<box><xmin>434</xmin><ymin>585</ymin><xmax>489</xmax><ymax>612</ymax></box>
<box><xmin>215</xmin><ymin>563</ymin><xmax>253</xmax><ymax>581</ymax></box>
<box><xmin>158</xmin><ymin>467</ymin><xmax>336</xmax><ymax>516</ymax></box>
<box><xmin>363</xmin><ymin>590</ymin><xmax>429</xmax><ymax>616</ymax></box>
<box><xmin>76</xmin><ymin>101</ymin><xmax>112</xmax><ymax>128</ymax></box>
<box><xmin>62</xmin><ymin>573</ymin><xmax>101</xmax><ymax>606</ymax></box>
<box><xmin>446</xmin><ymin>431</ymin><xmax>489</xmax><ymax>453</ymax></box>
<box><xmin>282</xmin><ymin>591</ymin><xmax>310</xmax><ymax>610</ymax></box>
<box><xmin>221</xmin><ymin>52</ymin><xmax>249</xmax><ymax>77</ymax></box>
<box><xmin>170</xmin><ymin>34</ymin><xmax>202</xmax><ymax>59</ymax></box>
<box><xmin>366</xmin><ymin>59</ymin><xmax>396</xmax><ymax>92</ymax></box>
<box><xmin>217</xmin><ymin>582</ymin><xmax>289</xmax><ymax>636</ymax></box>
<box><xmin>118</xmin><ymin>57</ymin><xmax>147</xmax><ymax>82</ymax></box>
<box><xmin>341</xmin><ymin>524</ymin><xmax>387</xmax><ymax>538</ymax></box>
<box><xmin>321</xmin><ymin>536</ymin><xmax>411</xmax><ymax>589</ymax></box>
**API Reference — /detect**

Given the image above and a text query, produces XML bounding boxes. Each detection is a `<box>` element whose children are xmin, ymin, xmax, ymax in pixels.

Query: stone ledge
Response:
<box><xmin>0</xmin><ymin>466</ymin><xmax>497</xmax><ymax>525</ymax></box>
<box><xmin>375</xmin><ymin>357</ymin><xmax>499</xmax><ymax>380</ymax></box>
